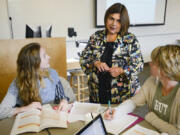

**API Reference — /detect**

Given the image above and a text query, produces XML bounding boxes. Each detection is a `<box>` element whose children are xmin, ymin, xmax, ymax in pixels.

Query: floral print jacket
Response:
<box><xmin>80</xmin><ymin>30</ymin><xmax>144</xmax><ymax>103</ymax></box>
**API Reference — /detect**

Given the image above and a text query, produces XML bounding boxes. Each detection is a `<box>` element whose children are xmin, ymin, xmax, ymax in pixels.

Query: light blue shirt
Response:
<box><xmin>8</xmin><ymin>68</ymin><xmax>66</xmax><ymax>105</ymax></box>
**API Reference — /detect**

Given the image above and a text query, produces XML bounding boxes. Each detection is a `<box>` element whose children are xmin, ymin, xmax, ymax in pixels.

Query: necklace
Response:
<box><xmin>107</xmin><ymin>34</ymin><xmax>117</xmax><ymax>42</ymax></box>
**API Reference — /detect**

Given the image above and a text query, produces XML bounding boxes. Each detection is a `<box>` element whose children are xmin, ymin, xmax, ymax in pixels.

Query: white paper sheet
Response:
<box><xmin>68</xmin><ymin>102</ymin><xmax>100</xmax><ymax>123</ymax></box>
<box><xmin>103</xmin><ymin>113</ymin><xmax>138</xmax><ymax>135</ymax></box>
<box><xmin>122</xmin><ymin>124</ymin><xmax>160</xmax><ymax>135</ymax></box>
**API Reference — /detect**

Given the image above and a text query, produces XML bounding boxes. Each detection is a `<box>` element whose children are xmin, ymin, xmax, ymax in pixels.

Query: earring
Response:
<box><xmin>155</xmin><ymin>76</ymin><xmax>159</xmax><ymax>84</ymax></box>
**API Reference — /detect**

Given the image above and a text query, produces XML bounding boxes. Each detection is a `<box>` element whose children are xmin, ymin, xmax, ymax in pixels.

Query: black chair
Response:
<box><xmin>46</xmin><ymin>25</ymin><xmax>52</xmax><ymax>37</ymax></box>
<box><xmin>26</xmin><ymin>25</ymin><xmax>52</xmax><ymax>38</ymax></box>
<box><xmin>26</xmin><ymin>25</ymin><xmax>41</xmax><ymax>38</ymax></box>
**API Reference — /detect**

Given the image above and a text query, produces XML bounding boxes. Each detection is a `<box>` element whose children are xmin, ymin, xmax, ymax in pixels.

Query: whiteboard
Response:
<box><xmin>8</xmin><ymin>0</ymin><xmax>66</xmax><ymax>39</ymax></box>
<box><xmin>96</xmin><ymin>0</ymin><xmax>167</xmax><ymax>27</ymax></box>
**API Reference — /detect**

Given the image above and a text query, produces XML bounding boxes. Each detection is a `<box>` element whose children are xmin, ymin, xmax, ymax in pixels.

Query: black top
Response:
<box><xmin>97</xmin><ymin>42</ymin><xmax>115</xmax><ymax>104</ymax></box>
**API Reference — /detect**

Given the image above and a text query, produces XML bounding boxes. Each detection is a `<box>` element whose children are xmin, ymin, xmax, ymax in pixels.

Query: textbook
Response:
<box><xmin>122</xmin><ymin>124</ymin><xmax>160</xmax><ymax>135</ymax></box>
<box><xmin>10</xmin><ymin>104</ymin><xmax>68</xmax><ymax>135</ymax></box>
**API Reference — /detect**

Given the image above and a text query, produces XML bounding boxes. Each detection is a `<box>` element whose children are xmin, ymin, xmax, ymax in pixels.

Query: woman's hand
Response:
<box><xmin>94</xmin><ymin>61</ymin><xmax>110</xmax><ymax>72</ymax></box>
<box><xmin>57</xmin><ymin>99</ymin><xmax>69</xmax><ymax>112</ymax></box>
<box><xmin>14</xmin><ymin>102</ymin><xmax>42</xmax><ymax>116</ymax></box>
<box><xmin>26</xmin><ymin>102</ymin><xmax>42</xmax><ymax>110</ymax></box>
<box><xmin>109</xmin><ymin>67</ymin><xmax>124</xmax><ymax>77</ymax></box>
<box><xmin>104</xmin><ymin>108</ymin><xmax>116</xmax><ymax>120</ymax></box>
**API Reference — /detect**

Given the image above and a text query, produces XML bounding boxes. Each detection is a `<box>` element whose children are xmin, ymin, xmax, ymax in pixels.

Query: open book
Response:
<box><xmin>122</xmin><ymin>124</ymin><xmax>160</xmax><ymax>135</ymax></box>
<box><xmin>10</xmin><ymin>104</ymin><xmax>68</xmax><ymax>135</ymax></box>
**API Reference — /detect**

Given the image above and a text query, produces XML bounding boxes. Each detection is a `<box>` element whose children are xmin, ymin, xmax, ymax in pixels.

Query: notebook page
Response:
<box><xmin>103</xmin><ymin>113</ymin><xmax>138</xmax><ymax>135</ymax></box>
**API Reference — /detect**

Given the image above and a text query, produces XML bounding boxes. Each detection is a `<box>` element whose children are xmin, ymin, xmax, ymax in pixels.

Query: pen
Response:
<box><xmin>108</xmin><ymin>100</ymin><xmax>112</xmax><ymax>115</ymax></box>
<box><xmin>91</xmin><ymin>112</ymin><xmax>94</xmax><ymax>119</ymax></box>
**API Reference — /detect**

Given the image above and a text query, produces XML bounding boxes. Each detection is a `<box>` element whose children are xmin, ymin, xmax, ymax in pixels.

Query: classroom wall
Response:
<box><xmin>0</xmin><ymin>0</ymin><xmax>180</xmax><ymax>62</ymax></box>
<box><xmin>0</xmin><ymin>0</ymin><xmax>11</xmax><ymax>39</ymax></box>
<box><xmin>7</xmin><ymin>0</ymin><xmax>96</xmax><ymax>39</ymax></box>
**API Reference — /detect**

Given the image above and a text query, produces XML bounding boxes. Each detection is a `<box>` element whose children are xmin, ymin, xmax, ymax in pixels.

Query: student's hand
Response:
<box><xmin>57</xmin><ymin>99</ymin><xmax>69</xmax><ymax>112</ymax></box>
<box><xmin>109</xmin><ymin>67</ymin><xmax>124</xmax><ymax>77</ymax></box>
<box><xmin>14</xmin><ymin>102</ymin><xmax>42</xmax><ymax>116</ymax></box>
<box><xmin>94</xmin><ymin>61</ymin><xmax>110</xmax><ymax>72</ymax></box>
<box><xmin>26</xmin><ymin>102</ymin><xmax>42</xmax><ymax>110</ymax></box>
<box><xmin>104</xmin><ymin>108</ymin><xmax>116</xmax><ymax>120</ymax></box>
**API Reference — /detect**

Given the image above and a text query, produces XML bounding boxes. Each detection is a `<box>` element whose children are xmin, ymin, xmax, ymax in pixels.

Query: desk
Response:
<box><xmin>0</xmin><ymin>116</ymin><xmax>84</xmax><ymax>135</ymax></box>
<box><xmin>67</xmin><ymin>59</ymin><xmax>81</xmax><ymax>71</ymax></box>
<box><xmin>0</xmin><ymin>115</ymin><xmax>158</xmax><ymax>135</ymax></box>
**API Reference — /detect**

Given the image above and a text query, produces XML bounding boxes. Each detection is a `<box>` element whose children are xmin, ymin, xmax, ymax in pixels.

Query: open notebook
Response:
<box><xmin>103</xmin><ymin>112</ymin><xmax>138</xmax><ymax>135</ymax></box>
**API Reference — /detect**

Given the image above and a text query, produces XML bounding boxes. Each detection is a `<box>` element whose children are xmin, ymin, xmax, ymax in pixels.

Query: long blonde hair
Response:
<box><xmin>151</xmin><ymin>44</ymin><xmax>180</xmax><ymax>81</ymax></box>
<box><xmin>16</xmin><ymin>43</ymin><xmax>49</xmax><ymax>105</ymax></box>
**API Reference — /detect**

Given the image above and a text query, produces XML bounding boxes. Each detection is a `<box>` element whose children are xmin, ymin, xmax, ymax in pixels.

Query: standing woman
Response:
<box><xmin>80</xmin><ymin>3</ymin><xmax>144</xmax><ymax>104</ymax></box>
<box><xmin>0</xmin><ymin>43</ymin><xmax>76</xmax><ymax>119</ymax></box>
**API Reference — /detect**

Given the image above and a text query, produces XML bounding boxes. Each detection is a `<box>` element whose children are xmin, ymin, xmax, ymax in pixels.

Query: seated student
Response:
<box><xmin>0</xmin><ymin>43</ymin><xmax>76</xmax><ymax>119</ymax></box>
<box><xmin>104</xmin><ymin>45</ymin><xmax>180</xmax><ymax>135</ymax></box>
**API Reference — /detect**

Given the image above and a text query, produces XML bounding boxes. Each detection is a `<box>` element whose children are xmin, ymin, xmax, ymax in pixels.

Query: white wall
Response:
<box><xmin>7</xmin><ymin>0</ymin><xmax>96</xmax><ymax>39</ymax></box>
<box><xmin>129</xmin><ymin>0</ymin><xmax>180</xmax><ymax>62</ymax></box>
<box><xmin>1</xmin><ymin>0</ymin><xmax>180</xmax><ymax>62</ymax></box>
<box><xmin>67</xmin><ymin>0</ymin><xmax>180</xmax><ymax>63</ymax></box>
<box><xmin>0</xmin><ymin>0</ymin><xmax>11</xmax><ymax>39</ymax></box>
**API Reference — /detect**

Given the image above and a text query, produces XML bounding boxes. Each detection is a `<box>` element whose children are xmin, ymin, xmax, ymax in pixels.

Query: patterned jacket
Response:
<box><xmin>80</xmin><ymin>30</ymin><xmax>144</xmax><ymax>103</ymax></box>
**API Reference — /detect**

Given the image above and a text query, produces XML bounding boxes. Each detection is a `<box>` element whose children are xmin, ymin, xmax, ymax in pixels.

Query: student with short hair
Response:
<box><xmin>104</xmin><ymin>45</ymin><xmax>180</xmax><ymax>135</ymax></box>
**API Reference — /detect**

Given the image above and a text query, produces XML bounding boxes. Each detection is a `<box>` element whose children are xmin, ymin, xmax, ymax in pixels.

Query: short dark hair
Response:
<box><xmin>104</xmin><ymin>3</ymin><xmax>130</xmax><ymax>36</ymax></box>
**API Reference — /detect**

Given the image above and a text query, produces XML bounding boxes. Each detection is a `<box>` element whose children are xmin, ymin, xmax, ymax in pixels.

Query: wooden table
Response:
<box><xmin>0</xmin><ymin>116</ymin><xmax>84</xmax><ymax>135</ymax></box>
<box><xmin>0</xmin><ymin>114</ymin><xmax>158</xmax><ymax>135</ymax></box>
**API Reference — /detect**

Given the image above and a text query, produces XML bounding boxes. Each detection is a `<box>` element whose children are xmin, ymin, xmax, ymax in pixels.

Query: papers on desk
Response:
<box><xmin>122</xmin><ymin>125</ymin><xmax>160</xmax><ymax>135</ymax></box>
<box><xmin>68</xmin><ymin>102</ymin><xmax>100</xmax><ymax>123</ymax></box>
<box><xmin>103</xmin><ymin>113</ymin><xmax>138</xmax><ymax>135</ymax></box>
<box><xmin>67</xmin><ymin>58</ymin><xmax>79</xmax><ymax>63</ymax></box>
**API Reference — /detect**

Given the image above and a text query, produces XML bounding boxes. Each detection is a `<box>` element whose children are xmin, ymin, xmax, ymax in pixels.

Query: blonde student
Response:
<box><xmin>104</xmin><ymin>45</ymin><xmax>180</xmax><ymax>135</ymax></box>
